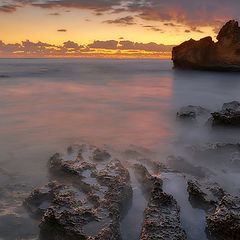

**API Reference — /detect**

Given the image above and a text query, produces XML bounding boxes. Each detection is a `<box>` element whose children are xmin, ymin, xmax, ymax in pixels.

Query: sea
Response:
<box><xmin>0</xmin><ymin>58</ymin><xmax>240</xmax><ymax>240</ymax></box>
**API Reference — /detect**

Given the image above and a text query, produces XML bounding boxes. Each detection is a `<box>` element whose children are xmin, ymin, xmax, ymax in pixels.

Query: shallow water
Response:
<box><xmin>120</xmin><ymin>168</ymin><xmax>149</xmax><ymax>240</ymax></box>
<box><xmin>0</xmin><ymin>58</ymin><xmax>240</xmax><ymax>239</ymax></box>
<box><xmin>162</xmin><ymin>173</ymin><xmax>207</xmax><ymax>240</ymax></box>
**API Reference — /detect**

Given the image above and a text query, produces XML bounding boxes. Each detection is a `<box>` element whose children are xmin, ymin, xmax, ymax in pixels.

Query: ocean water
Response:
<box><xmin>0</xmin><ymin>58</ymin><xmax>240</xmax><ymax>239</ymax></box>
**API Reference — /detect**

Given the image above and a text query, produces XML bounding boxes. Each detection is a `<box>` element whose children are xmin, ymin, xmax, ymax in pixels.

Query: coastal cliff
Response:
<box><xmin>172</xmin><ymin>20</ymin><xmax>240</xmax><ymax>71</ymax></box>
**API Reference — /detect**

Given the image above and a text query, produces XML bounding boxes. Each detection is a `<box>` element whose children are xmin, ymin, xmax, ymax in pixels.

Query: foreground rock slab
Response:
<box><xmin>140</xmin><ymin>181</ymin><xmax>186</xmax><ymax>240</ymax></box>
<box><xmin>25</xmin><ymin>144</ymin><xmax>132</xmax><ymax>240</ymax></box>
<box><xmin>172</xmin><ymin>20</ymin><xmax>240</xmax><ymax>71</ymax></box>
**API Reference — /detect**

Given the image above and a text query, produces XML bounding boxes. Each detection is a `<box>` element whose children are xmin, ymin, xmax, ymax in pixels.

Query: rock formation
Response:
<box><xmin>208</xmin><ymin>101</ymin><xmax>240</xmax><ymax>126</ymax></box>
<box><xmin>206</xmin><ymin>194</ymin><xmax>240</xmax><ymax>240</ymax></box>
<box><xmin>172</xmin><ymin>20</ymin><xmax>240</xmax><ymax>71</ymax></box>
<box><xmin>140</xmin><ymin>182</ymin><xmax>187</xmax><ymax>240</ymax></box>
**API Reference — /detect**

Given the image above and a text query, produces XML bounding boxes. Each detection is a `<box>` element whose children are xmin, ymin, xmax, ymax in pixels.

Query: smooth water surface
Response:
<box><xmin>1</xmin><ymin>58</ymin><xmax>240</xmax><ymax>239</ymax></box>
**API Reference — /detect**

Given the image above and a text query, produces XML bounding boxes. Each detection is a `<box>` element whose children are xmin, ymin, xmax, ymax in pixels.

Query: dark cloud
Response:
<box><xmin>49</xmin><ymin>12</ymin><xmax>60</xmax><ymax>16</ymax></box>
<box><xmin>63</xmin><ymin>40</ymin><xmax>83</xmax><ymax>49</ymax></box>
<box><xmin>57</xmin><ymin>29</ymin><xmax>67</xmax><ymax>32</ymax></box>
<box><xmin>164</xmin><ymin>22</ymin><xmax>181</xmax><ymax>27</ymax></box>
<box><xmin>103</xmin><ymin>16</ymin><xmax>135</xmax><ymax>25</ymax></box>
<box><xmin>18</xmin><ymin>0</ymin><xmax>123</xmax><ymax>14</ymax></box>
<box><xmin>0</xmin><ymin>39</ymin><xmax>84</xmax><ymax>57</ymax></box>
<box><xmin>88</xmin><ymin>40</ymin><xmax>174</xmax><ymax>52</ymax></box>
<box><xmin>126</xmin><ymin>0</ymin><xmax>240</xmax><ymax>27</ymax></box>
<box><xmin>3</xmin><ymin>0</ymin><xmax>240</xmax><ymax>29</ymax></box>
<box><xmin>119</xmin><ymin>41</ymin><xmax>174</xmax><ymax>52</ymax></box>
<box><xmin>88</xmin><ymin>40</ymin><xmax>118</xmax><ymax>49</ymax></box>
<box><xmin>190</xmin><ymin>26</ymin><xmax>204</xmax><ymax>33</ymax></box>
<box><xmin>0</xmin><ymin>39</ymin><xmax>174</xmax><ymax>57</ymax></box>
<box><xmin>0</xmin><ymin>4</ymin><xmax>18</xmax><ymax>12</ymax></box>
<box><xmin>143</xmin><ymin>25</ymin><xmax>164</xmax><ymax>33</ymax></box>
<box><xmin>185</xmin><ymin>29</ymin><xmax>191</xmax><ymax>33</ymax></box>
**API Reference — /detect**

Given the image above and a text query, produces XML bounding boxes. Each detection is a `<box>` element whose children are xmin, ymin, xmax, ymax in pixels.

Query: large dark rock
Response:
<box><xmin>206</xmin><ymin>194</ymin><xmax>240</xmax><ymax>240</ymax></box>
<box><xmin>172</xmin><ymin>20</ymin><xmax>240</xmax><ymax>71</ymax></box>
<box><xmin>208</xmin><ymin>101</ymin><xmax>240</xmax><ymax>126</ymax></box>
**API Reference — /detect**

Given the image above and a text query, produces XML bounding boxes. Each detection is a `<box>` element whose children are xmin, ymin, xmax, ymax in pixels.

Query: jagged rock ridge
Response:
<box><xmin>172</xmin><ymin>20</ymin><xmax>240</xmax><ymax>71</ymax></box>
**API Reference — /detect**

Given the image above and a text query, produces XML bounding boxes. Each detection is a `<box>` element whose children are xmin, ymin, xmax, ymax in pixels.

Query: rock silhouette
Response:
<box><xmin>172</xmin><ymin>20</ymin><xmax>240</xmax><ymax>71</ymax></box>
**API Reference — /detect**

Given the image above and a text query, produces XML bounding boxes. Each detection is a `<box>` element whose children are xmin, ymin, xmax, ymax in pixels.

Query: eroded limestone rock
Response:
<box><xmin>172</xmin><ymin>20</ymin><xmax>240</xmax><ymax>71</ymax></box>
<box><xmin>25</xmin><ymin>144</ymin><xmax>132</xmax><ymax>240</ymax></box>
<box><xmin>140</xmin><ymin>182</ymin><xmax>186</xmax><ymax>240</ymax></box>
<box><xmin>187</xmin><ymin>180</ymin><xmax>225</xmax><ymax>213</ymax></box>
<box><xmin>206</xmin><ymin>194</ymin><xmax>240</xmax><ymax>240</ymax></box>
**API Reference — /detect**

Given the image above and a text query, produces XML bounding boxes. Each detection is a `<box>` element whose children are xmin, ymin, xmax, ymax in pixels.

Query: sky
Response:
<box><xmin>0</xmin><ymin>0</ymin><xmax>240</xmax><ymax>58</ymax></box>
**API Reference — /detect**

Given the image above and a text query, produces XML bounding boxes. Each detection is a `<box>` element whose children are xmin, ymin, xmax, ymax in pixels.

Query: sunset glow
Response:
<box><xmin>0</xmin><ymin>0</ymin><xmax>239</xmax><ymax>58</ymax></box>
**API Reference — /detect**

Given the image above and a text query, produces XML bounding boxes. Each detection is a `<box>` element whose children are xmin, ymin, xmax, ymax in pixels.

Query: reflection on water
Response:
<box><xmin>0</xmin><ymin>59</ymin><xmax>240</xmax><ymax>239</ymax></box>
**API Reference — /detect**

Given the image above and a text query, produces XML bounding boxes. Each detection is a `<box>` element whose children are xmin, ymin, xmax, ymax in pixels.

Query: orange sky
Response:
<box><xmin>0</xmin><ymin>0</ymin><xmax>236</xmax><ymax>58</ymax></box>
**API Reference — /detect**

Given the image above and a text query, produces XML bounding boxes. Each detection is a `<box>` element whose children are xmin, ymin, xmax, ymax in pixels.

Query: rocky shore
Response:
<box><xmin>172</xmin><ymin>20</ymin><xmax>240</xmax><ymax>71</ymax></box>
<box><xmin>23</xmin><ymin>137</ymin><xmax>240</xmax><ymax>240</ymax></box>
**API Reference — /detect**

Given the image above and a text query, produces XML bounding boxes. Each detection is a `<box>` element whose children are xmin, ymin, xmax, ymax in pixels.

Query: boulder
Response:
<box><xmin>208</xmin><ymin>101</ymin><xmax>240</xmax><ymax>126</ymax></box>
<box><xmin>172</xmin><ymin>20</ymin><xmax>240</xmax><ymax>71</ymax></box>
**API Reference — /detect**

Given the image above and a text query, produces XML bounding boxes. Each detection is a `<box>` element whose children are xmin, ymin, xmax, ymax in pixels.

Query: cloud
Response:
<box><xmin>63</xmin><ymin>41</ymin><xmax>83</xmax><ymax>49</ymax></box>
<box><xmin>190</xmin><ymin>26</ymin><xmax>204</xmax><ymax>33</ymax></box>
<box><xmin>57</xmin><ymin>29</ymin><xmax>67</xmax><ymax>32</ymax></box>
<box><xmin>0</xmin><ymin>4</ymin><xmax>18</xmax><ymax>12</ymax></box>
<box><xmin>143</xmin><ymin>25</ymin><xmax>164</xmax><ymax>33</ymax></box>
<box><xmin>49</xmin><ymin>12</ymin><xmax>60</xmax><ymax>16</ymax></box>
<box><xmin>0</xmin><ymin>39</ymin><xmax>174</xmax><ymax>58</ymax></box>
<box><xmin>88</xmin><ymin>40</ymin><xmax>118</xmax><ymax>49</ymax></box>
<box><xmin>164</xmin><ymin>22</ymin><xmax>181</xmax><ymax>27</ymax></box>
<box><xmin>126</xmin><ymin>0</ymin><xmax>240</xmax><ymax>27</ymax></box>
<box><xmin>119</xmin><ymin>41</ymin><xmax>174</xmax><ymax>52</ymax></box>
<box><xmin>88</xmin><ymin>40</ymin><xmax>174</xmax><ymax>52</ymax></box>
<box><xmin>16</xmin><ymin>0</ymin><xmax>123</xmax><ymax>14</ymax></box>
<box><xmin>3</xmin><ymin>0</ymin><xmax>240</xmax><ymax>30</ymax></box>
<box><xmin>103</xmin><ymin>16</ymin><xmax>136</xmax><ymax>26</ymax></box>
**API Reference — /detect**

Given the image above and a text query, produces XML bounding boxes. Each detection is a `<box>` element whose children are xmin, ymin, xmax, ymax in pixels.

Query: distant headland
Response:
<box><xmin>172</xmin><ymin>20</ymin><xmax>240</xmax><ymax>71</ymax></box>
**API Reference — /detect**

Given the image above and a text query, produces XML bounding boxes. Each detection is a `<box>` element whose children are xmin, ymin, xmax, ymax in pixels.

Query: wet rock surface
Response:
<box><xmin>206</xmin><ymin>194</ymin><xmax>240</xmax><ymax>240</ymax></box>
<box><xmin>25</xmin><ymin>144</ymin><xmax>132</xmax><ymax>240</ymax></box>
<box><xmin>187</xmin><ymin>180</ymin><xmax>225</xmax><ymax>213</ymax></box>
<box><xmin>24</xmin><ymin>144</ymin><xmax>191</xmax><ymax>240</ymax></box>
<box><xmin>208</xmin><ymin>101</ymin><xmax>240</xmax><ymax>127</ymax></box>
<box><xmin>140</xmin><ymin>181</ymin><xmax>187</xmax><ymax>240</ymax></box>
<box><xmin>23</xmin><ymin>143</ymin><xmax>240</xmax><ymax>240</ymax></box>
<box><xmin>172</xmin><ymin>20</ymin><xmax>240</xmax><ymax>71</ymax></box>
